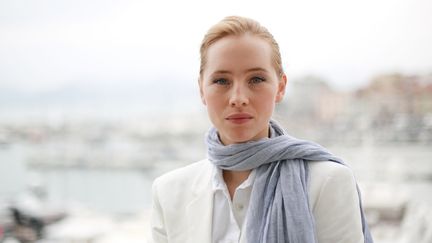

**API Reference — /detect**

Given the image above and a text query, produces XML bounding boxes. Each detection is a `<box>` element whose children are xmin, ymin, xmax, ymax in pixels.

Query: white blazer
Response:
<box><xmin>150</xmin><ymin>159</ymin><xmax>364</xmax><ymax>243</ymax></box>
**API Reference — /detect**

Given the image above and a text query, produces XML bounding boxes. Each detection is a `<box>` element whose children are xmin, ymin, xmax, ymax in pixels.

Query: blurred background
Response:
<box><xmin>1</xmin><ymin>0</ymin><xmax>431</xmax><ymax>242</ymax></box>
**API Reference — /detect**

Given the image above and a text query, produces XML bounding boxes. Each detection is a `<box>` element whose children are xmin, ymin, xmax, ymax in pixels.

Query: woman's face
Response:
<box><xmin>200</xmin><ymin>34</ymin><xmax>286</xmax><ymax>145</ymax></box>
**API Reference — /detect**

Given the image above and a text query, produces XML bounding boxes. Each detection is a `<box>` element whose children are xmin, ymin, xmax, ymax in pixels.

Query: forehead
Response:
<box><xmin>205</xmin><ymin>35</ymin><xmax>274</xmax><ymax>74</ymax></box>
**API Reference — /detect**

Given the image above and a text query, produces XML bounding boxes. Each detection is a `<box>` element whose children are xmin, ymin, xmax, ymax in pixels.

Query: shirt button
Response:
<box><xmin>236</xmin><ymin>204</ymin><xmax>244</xmax><ymax>210</ymax></box>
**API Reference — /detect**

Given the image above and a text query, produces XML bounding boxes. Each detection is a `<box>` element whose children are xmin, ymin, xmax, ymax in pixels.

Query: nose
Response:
<box><xmin>229</xmin><ymin>82</ymin><xmax>249</xmax><ymax>107</ymax></box>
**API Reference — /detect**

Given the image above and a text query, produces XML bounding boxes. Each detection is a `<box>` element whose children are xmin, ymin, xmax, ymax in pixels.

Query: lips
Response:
<box><xmin>226</xmin><ymin>113</ymin><xmax>253</xmax><ymax>124</ymax></box>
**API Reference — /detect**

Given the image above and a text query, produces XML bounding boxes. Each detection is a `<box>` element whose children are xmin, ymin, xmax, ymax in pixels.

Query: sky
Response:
<box><xmin>0</xmin><ymin>0</ymin><xmax>431</xmax><ymax>95</ymax></box>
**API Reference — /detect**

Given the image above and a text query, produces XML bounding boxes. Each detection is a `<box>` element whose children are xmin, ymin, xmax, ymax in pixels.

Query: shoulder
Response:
<box><xmin>152</xmin><ymin>159</ymin><xmax>212</xmax><ymax>200</ymax></box>
<box><xmin>308</xmin><ymin>161</ymin><xmax>364</xmax><ymax>243</ymax></box>
<box><xmin>153</xmin><ymin>159</ymin><xmax>211</xmax><ymax>187</ymax></box>
<box><xmin>308</xmin><ymin>161</ymin><xmax>357</xmax><ymax>208</ymax></box>
<box><xmin>309</xmin><ymin>161</ymin><xmax>355</xmax><ymax>184</ymax></box>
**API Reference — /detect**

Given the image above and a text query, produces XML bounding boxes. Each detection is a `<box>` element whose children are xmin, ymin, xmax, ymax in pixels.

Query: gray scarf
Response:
<box><xmin>206</xmin><ymin>120</ymin><xmax>373</xmax><ymax>243</ymax></box>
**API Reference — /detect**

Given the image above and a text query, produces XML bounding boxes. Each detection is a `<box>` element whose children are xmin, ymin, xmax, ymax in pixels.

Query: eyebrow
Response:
<box><xmin>212</xmin><ymin>67</ymin><xmax>269</xmax><ymax>75</ymax></box>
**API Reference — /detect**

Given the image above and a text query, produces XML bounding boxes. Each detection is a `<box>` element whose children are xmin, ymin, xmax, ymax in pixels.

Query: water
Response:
<box><xmin>30</xmin><ymin>168</ymin><xmax>154</xmax><ymax>214</ymax></box>
<box><xmin>1</xmin><ymin>142</ymin><xmax>431</xmax><ymax>218</ymax></box>
<box><xmin>0</xmin><ymin>145</ymin><xmax>155</xmax><ymax>215</ymax></box>
<box><xmin>0</xmin><ymin>145</ymin><xmax>28</xmax><ymax>198</ymax></box>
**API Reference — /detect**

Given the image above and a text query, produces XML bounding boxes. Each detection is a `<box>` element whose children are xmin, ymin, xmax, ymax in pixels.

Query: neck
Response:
<box><xmin>222</xmin><ymin>169</ymin><xmax>251</xmax><ymax>199</ymax></box>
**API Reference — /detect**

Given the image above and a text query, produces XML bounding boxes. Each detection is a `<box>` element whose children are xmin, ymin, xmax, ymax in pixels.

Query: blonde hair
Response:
<box><xmin>199</xmin><ymin>16</ymin><xmax>284</xmax><ymax>77</ymax></box>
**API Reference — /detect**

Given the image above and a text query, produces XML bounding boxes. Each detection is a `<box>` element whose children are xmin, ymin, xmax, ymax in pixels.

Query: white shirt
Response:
<box><xmin>211</xmin><ymin>166</ymin><xmax>256</xmax><ymax>243</ymax></box>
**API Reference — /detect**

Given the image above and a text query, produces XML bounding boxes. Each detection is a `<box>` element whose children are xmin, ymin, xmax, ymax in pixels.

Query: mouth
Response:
<box><xmin>225</xmin><ymin>113</ymin><xmax>253</xmax><ymax>124</ymax></box>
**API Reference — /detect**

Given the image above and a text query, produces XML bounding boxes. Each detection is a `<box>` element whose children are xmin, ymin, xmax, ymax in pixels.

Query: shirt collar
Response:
<box><xmin>211</xmin><ymin>165</ymin><xmax>256</xmax><ymax>191</ymax></box>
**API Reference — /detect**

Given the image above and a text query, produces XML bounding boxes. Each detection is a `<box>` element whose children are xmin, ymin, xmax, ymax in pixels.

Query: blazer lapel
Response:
<box><xmin>185</xmin><ymin>160</ymin><xmax>214</xmax><ymax>242</ymax></box>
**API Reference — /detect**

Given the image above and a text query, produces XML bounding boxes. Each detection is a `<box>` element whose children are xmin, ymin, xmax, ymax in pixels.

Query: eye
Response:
<box><xmin>250</xmin><ymin>76</ymin><xmax>266</xmax><ymax>84</ymax></box>
<box><xmin>213</xmin><ymin>78</ymin><xmax>230</xmax><ymax>85</ymax></box>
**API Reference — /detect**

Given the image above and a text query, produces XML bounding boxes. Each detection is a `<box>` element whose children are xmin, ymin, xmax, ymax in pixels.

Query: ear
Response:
<box><xmin>198</xmin><ymin>77</ymin><xmax>207</xmax><ymax>105</ymax></box>
<box><xmin>275</xmin><ymin>74</ymin><xmax>287</xmax><ymax>103</ymax></box>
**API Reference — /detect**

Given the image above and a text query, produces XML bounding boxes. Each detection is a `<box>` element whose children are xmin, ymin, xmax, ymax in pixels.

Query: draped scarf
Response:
<box><xmin>206</xmin><ymin>120</ymin><xmax>373</xmax><ymax>243</ymax></box>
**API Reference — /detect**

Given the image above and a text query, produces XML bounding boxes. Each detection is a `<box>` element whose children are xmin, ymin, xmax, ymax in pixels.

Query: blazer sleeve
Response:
<box><xmin>311</xmin><ymin>162</ymin><xmax>364</xmax><ymax>243</ymax></box>
<box><xmin>150</xmin><ymin>178</ymin><xmax>169</xmax><ymax>243</ymax></box>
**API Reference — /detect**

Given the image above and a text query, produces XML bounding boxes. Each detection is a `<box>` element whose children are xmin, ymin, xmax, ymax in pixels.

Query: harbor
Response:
<box><xmin>0</xmin><ymin>113</ymin><xmax>431</xmax><ymax>242</ymax></box>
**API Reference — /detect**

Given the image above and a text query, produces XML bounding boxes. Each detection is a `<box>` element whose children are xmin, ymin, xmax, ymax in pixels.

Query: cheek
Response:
<box><xmin>256</xmin><ymin>90</ymin><xmax>278</xmax><ymax>106</ymax></box>
<box><xmin>205</xmin><ymin>93</ymin><xmax>226</xmax><ymax>113</ymax></box>
<box><xmin>259</xmin><ymin>99</ymin><xmax>276</xmax><ymax>114</ymax></box>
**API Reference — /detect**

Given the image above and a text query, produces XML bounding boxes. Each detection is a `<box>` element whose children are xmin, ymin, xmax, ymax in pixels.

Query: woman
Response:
<box><xmin>150</xmin><ymin>16</ymin><xmax>373</xmax><ymax>243</ymax></box>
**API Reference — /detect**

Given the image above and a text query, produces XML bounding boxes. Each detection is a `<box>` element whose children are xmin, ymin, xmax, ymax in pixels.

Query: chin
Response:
<box><xmin>216</xmin><ymin>123</ymin><xmax>267</xmax><ymax>145</ymax></box>
<box><xmin>224</xmin><ymin>132</ymin><xmax>257</xmax><ymax>145</ymax></box>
